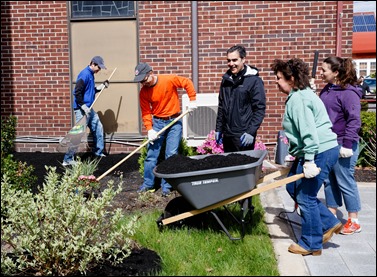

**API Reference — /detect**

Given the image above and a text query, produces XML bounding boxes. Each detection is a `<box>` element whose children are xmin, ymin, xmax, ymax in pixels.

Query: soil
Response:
<box><xmin>9</xmin><ymin>151</ymin><xmax>376</xmax><ymax>276</ymax></box>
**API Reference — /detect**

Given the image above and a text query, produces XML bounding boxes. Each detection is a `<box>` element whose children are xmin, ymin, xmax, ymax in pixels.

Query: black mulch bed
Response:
<box><xmin>8</xmin><ymin>151</ymin><xmax>376</xmax><ymax>276</ymax></box>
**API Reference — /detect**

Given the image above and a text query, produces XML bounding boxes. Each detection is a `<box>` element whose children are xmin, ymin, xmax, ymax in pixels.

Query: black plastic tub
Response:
<box><xmin>153</xmin><ymin>150</ymin><xmax>267</xmax><ymax>209</ymax></box>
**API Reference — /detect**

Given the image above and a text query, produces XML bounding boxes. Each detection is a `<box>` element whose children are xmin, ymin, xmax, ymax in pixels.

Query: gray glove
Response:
<box><xmin>81</xmin><ymin>104</ymin><xmax>91</xmax><ymax>116</ymax></box>
<box><xmin>240</xmin><ymin>132</ymin><xmax>254</xmax><ymax>147</ymax></box>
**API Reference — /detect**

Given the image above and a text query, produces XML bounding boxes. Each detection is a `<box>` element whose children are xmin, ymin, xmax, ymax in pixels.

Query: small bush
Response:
<box><xmin>358</xmin><ymin>111</ymin><xmax>376</xmax><ymax>167</ymax></box>
<box><xmin>1</xmin><ymin>115</ymin><xmax>17</xmax><ymax>156</ymax></box>
<box><xmin>1</xmin><ymin>166</ymin><xmax>139</xmax><ymax>276</ymax></box>
<box><xmin>1</xmin><ymin>115</ymin><xmax>36</xmax><ymax>193</ymax></box>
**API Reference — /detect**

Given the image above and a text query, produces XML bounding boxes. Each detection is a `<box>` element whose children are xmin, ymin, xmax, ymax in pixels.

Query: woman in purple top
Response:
<box><xmin>319</xmin><ymin>56</ymin><xmax>362</xmax><ymax>235</ymax></box>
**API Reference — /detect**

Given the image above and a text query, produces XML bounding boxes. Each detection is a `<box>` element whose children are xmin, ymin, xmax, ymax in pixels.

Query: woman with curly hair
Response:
<box><xmin>271</xmin><ymin>58</ymin><xmax>341</xmax><ymax>256</ymax></box>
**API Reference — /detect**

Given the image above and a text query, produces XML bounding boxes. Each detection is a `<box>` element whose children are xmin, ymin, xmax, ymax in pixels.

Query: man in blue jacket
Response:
<box><xmin>63</xmin><ymin>56</ymin><xmax>109</xmax><ymax>166</ymax></box>
<box><xmin>215</xmin><ymin>45</ymin><xmax>266</xmax><ymax>152</ymax></box>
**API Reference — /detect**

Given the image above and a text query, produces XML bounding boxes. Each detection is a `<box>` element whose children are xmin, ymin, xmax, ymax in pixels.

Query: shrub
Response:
<box><xmin>196</xmin><ymin>130</ymin><xmax>224</xmax><ymax>154</ymax></box>
<box><xmin>1</xmin><ymin>115</ymin><xmax>36</xmax><ymax>193</ymax></box>
<box><xmin>358</xmin><ymin>111</ymin><xmax>376</xmax><ymax>167</ymax></box>
<box><xmin>1</xmin><ymin>166</ymin><xmax>139</xmax><ymax>276</ymax></box>
<box><xmin>1</xmin><ymin>115</ymin><xmax>17</xmax><ymax>157</ymax></box>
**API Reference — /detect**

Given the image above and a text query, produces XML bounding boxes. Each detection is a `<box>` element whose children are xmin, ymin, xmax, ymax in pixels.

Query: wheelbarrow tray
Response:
<box><xmin>153</xmin><ymin>150</ymin><xmax>267</xmax><ymax>209</ymax></box>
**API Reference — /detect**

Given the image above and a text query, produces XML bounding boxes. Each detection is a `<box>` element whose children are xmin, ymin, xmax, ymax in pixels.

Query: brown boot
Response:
<box><xmin>288</xmin><ymin>243</ymin><xmax>322</xmax><ymax>256</ymax></box>
<box><xmin>323</xmin><ymin>222</ymin><xmax>343</xmax><ymax>244</ymax></box>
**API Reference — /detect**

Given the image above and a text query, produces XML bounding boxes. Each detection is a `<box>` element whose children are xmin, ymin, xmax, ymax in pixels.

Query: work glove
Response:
<box><xmin>188</xmin><ymin>100</ymin><xmax>198</xmax><ymax>113</ymax></box>
<box><xmin>309</xmin><ymin>78</ymin><xmax>317</xmax><ymax>92</ymax></box>
<box><xmin>148</xmin><ymin>129</ymin><xmax>159</xmax><ymax>145</ymax></box>
<box><xmin>339</xmin><ymin>146</ymin><xmax>353</xmax><ymax>158</ymax></box>
<box><xmin>81</xmin><ymin>104</ymin><xmax>91</xmax><ymax>117</ymax></box>
<box><xmin>96</xmin><ymin>80</ymin><xmax>109</xmax><ymax>91</ymax></box>
<box><xmin>215</xmin><ymin>131</ymin><xmax>223</xmax><ymax>145</ymax></box>
<box><xmin>303</xmin><ymin>161</ymin><xmax>321</xmax><ymax>178</ymax></box>
<box><xmin>240</xmin><ymin>132</ymin><xmax>254</xmax><ymax>147</ymax></box>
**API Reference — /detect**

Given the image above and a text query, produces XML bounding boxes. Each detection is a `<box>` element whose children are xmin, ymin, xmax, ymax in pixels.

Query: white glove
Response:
<box><xmin>81</xmin><ymin>104</ymin><xmax>91</xmax><ymax>116</ymax></box>
<box><xmin>303</xmin><ymin>161</ymin><xmax>321</xmax><ymax>178</ymax></box>
<box><xmin>188</xmin><ymin>100</ymin><xmax>198</xmax><ymax>112</ymax></box>
<box><xmin>148</xmin><ymin>129</ymin><xmax>159</xmax><ymax>142</ymax></box>
<box><xmin>309</xmin><ymin>78</ymin><xmax>317</xmax><ymax>91</ymax></box>
<box><xmin>96</xmin><ymin>80</ymin><xmax>109</xmax><ymax>91</ymax></box>
<box><xmin>339</xmin><ymin>146</ymin><xmax>353</xmax><ymax>158</ymax></box>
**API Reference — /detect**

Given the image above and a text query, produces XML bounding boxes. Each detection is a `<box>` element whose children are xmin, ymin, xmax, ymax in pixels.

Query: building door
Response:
<box><xmin>69</xmin><ymin>1</ymin><xmax>140</xmax><ymax>137</ymax></box>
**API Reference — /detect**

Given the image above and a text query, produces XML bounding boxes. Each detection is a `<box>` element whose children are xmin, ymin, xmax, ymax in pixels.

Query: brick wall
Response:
<box><xmin>1</xmin><ymin>1</ymin><xmax>354</xmax><ymax>153</ymax></box>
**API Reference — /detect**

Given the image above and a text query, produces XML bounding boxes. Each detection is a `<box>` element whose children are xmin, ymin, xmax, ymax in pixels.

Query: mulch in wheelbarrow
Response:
<box><xmin>155</xmin><ymin>152</ymin><xmax>260</xmax><ymax>174</ymax></box>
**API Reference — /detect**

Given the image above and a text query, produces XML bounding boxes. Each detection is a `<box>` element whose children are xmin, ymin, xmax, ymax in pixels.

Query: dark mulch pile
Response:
<box><xmin>155</xmin><ymin>153</ymin><xmax>259</xmax><ymax>174</ymax></box>
<box><xmin>9</xmin><ymin>151</ymin><xmax>376</xmax><ymax>276</ymax></box>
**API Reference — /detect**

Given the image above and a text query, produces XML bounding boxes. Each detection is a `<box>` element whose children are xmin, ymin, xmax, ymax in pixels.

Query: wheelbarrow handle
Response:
<box><xmin>96</xmin><ymin>110</ymin><xmax>191</xmax><ymax>181</ymax></box>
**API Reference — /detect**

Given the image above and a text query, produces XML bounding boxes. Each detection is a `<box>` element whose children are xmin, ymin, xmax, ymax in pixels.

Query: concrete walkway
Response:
<box><xmin>260</xmin><ymin>176</ymin><xmax>376</xmax><ymax>276</ymax></box>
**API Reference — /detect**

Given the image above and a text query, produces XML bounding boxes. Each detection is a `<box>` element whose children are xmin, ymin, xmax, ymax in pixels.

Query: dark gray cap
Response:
<box><xmin>91</xmin><ymin>56</ymin><xmax>107</xmax><ymax>69</ymax></box>
<box><xmin>134</xmin><ymin>63</ymin><xmax>152</xmax><ymax>82</ymax></box>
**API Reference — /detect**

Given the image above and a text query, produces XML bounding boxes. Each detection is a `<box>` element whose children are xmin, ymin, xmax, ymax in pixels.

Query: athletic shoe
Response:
<box><xmin>137</xmin><ymin>186</ymin><xmax>155</xmax><ymax>193</ymax></box>
<box><xmin>161</xmin><ymin>189</ymin><xmax>171</xmax><ymax>197</ymax></box>
<box><xmin>62</xmin><ymin>160</ymin><xmax>77</xmax><ymax>166</ymax></box>
<box><xmin>340</xmin><ymin>218</ymin><xmax>361</xmax><ymax>235</ymax></box>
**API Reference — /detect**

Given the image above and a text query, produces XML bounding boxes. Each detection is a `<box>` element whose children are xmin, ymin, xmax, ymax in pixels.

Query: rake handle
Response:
<box><xmin>96</xmin><ymin>110</ymin><xmax>191</xmax><ymax>181</ymax></box>
<box><xmin>90</xmin><ymin>67</ymin><xmax>117</xmax><ymax>109</ymax></box>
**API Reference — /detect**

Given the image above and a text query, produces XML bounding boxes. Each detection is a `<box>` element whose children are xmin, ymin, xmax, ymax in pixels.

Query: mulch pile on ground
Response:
<box><xmin>155</xmin><ymin>153</ymin><xmax>259</xmax><ymax>174</ymax></box>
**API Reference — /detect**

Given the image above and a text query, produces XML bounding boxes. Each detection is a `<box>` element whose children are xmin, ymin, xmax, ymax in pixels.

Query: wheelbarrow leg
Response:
<box><xmin>209</xmin><ymin>197</ymin><xmax>255</xmax><ymax>241</ymax></box>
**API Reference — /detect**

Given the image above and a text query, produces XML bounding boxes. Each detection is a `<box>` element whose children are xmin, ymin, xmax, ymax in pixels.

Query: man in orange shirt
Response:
<box><xmin>134</xmin><ymin>62</ymin><xmax>197</xmax><ymax>196</ymax></box>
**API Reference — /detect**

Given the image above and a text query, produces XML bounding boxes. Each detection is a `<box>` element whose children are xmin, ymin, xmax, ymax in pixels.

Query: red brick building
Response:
<box><xmin>1</xmin><ymin>1</ymin><xmax>354</xmax><ymax>155</ymax></box>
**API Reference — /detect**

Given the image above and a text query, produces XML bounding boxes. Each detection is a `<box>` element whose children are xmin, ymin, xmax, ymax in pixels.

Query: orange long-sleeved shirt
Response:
<box><xmin>139</xmin><ymin>74</ymin><xmax>196</xmax><ymax>130</ymax></box>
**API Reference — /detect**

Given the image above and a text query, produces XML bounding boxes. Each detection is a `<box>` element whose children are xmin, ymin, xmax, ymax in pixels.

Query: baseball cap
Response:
<box><xmin>91</xmin><ymin>56</ymin><xmax>107</xmax><ymax>70</ymax></box>
<box><xmin>134</xmin><ymin>63</ymin><xmax>152</xmax><ymax>82</ymax></box>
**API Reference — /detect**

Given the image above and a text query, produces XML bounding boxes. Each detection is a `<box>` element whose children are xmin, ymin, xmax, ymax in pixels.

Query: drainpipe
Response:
<box><xmin>191</xmin><ymin>1</ymin><xmax>199</xmax><ymax>92</ymax></box>
<box><xmin>336</xmin><ymin>1</ymin><xmax>343</xmax><ymax>56</ymax></box>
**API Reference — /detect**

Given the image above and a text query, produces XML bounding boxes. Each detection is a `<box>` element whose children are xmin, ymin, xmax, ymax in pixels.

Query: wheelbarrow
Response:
<box><xmin>153</xmin><ymin>150</ymin><xmax>304</xmax><ymax>240</ymax></box>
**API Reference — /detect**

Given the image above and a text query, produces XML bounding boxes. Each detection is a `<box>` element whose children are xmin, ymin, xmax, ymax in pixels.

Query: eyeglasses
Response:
<box><xmin>94</xmin><ymin>63</ymin><xmax>101</xmax><ymax>70</ymax></box>
<box><xmin>140</xmin><ymin>73</ymin><xmax>151</xmax><ymax>84</ymax></box>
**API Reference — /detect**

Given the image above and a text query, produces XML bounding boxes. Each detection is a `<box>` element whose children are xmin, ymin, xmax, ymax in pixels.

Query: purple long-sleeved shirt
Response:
<box><xmin>319</xmin><ymin>83</ymin><xmax>362</xmax><ymax>149</ymax></box>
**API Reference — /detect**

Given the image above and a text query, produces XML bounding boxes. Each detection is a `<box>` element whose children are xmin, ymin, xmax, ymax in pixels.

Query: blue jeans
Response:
<box><xmin>324</xmin><ymin>142</ymin><xmax>361</xmax><ymax>213</ymax></box>
<box><xmin>286</xmin><ymin>146</ymin><xmax>340</xmax><ymax>251</ymax></box>
<box><xmin>64</xmin><ymin>109</ymin><xmax>104</xmax><ymax>162</ymax></box>
<box><xmin>142</xmin><ymin>117</ymin><xmax>182</xmax><ymax>193</ymax></box>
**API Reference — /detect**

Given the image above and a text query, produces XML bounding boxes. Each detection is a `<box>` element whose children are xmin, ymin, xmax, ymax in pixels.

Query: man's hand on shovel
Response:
<box><xmin>188</xmin><ymin>100</ymin><xmax>198</xmax><ymax>114</ymax></box>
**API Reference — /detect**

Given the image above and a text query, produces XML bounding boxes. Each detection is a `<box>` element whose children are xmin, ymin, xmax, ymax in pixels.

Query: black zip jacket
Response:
<box><xmin>216</xmin><ymin>65</ymin><xmax>266</xmax><ymax>138</ymax></box>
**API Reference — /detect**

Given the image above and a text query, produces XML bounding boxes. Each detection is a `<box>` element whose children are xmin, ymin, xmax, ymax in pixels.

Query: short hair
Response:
<box><xmin>227</xmin><ymin>45</ymin><xmax>246</xmax><ymax>59</ymax></box>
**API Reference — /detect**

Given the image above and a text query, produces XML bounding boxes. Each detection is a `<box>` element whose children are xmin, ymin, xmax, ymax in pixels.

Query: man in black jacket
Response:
<box><xmin>215</xmin><ymin>45</ymin><xmax>266</xmax><ymax>152</ymax></box>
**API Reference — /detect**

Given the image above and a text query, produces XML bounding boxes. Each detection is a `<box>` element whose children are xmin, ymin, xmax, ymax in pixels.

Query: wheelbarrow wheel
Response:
<box><xmin>156</xmin><ymin>196</ymin><xmax>205</xmax><ymax>230</ymax></box>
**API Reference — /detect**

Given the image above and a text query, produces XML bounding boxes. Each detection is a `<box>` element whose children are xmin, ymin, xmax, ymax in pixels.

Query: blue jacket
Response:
<box><xmin>283</xmin><ymin>87</ymin><xmax>338</xmax><ymax>160</ymax></box>
<box><xmin>215</xmin><ymin>65</ymin><xmax>266</xmax><ymax>137</ymax></box>
<box><xmin>319</xmin><ymin>83</ymin><xmax>362</xmax><ymax>148</ymax></box>
<box><xmin>73</xmin><ymin>66</ymin><xmax>97</xmax><ymax>110</ymax></box>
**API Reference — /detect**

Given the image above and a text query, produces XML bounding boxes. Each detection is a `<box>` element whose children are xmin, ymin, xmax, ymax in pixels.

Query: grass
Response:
<box><xmin>130</xmin><ymin>195</ymin><xmax>280</xmax><ymax>276</ymax></box>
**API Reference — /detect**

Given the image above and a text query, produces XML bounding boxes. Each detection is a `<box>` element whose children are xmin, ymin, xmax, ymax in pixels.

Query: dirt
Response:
<box><xmin>10</xmin><ymin>151</ymin><xmax>376</xmax><ymax>276</ymax></box>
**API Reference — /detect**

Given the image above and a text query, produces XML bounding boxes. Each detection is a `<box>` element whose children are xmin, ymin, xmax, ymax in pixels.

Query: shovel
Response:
<box><xmin>97</xmin><ymin>109</ymin><xmax>191</xmax><ymax>181</ymax></box>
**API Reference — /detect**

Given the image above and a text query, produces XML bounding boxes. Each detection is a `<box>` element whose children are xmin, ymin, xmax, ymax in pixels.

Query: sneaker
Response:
<box><xmin>161</xmin><ymin>189</ymin><xmax>171</xmax><ymax>197</ymax></box>
<box><xmin>95</xmin><ymin>153</ymin><xmax>107</xmax><ymax>158</ymax></box>
<box><xmin>340</xmin><ymin>218</ymin><xmax>361</xmax><ymax>235</ymax></box>
<box><xmin>62</xmin><ymin>160</ymin><xmax>77</xmax><ymax>166</ymax></box>
<box><xmin>137</xmin><ymin>186</ymin><xmax>155</xmax><ymax>193</ymax></box>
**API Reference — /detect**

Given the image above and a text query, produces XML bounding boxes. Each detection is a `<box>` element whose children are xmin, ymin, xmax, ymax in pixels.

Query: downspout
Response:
<box><xmin>336</xmin><ymin>1</ymin><xmax>343</xmax><ymax>56</ymax></box>
<box><xmin>191</xmin><ymin>1</ymin><xmax>199</xmax><ymax>92</ymax></box>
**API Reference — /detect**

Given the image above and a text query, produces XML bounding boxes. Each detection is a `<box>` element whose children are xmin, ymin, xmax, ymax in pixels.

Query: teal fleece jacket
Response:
<box><xmin>282</xmin><ymin>87</ymin><xmax>338</xmax><ymax>161</ymax></box>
